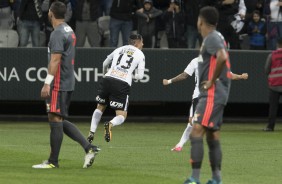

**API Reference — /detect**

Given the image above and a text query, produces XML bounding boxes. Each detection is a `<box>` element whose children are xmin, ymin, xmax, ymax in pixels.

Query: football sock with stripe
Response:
<box><xmin>48</xmin><ymin>122</ymin><xmax>63</xmax><ymax>166</ymax></box>
<box><xmin>110</xmin><ymin>115</ymin><xmax>125</xmax><ymax>127</ymax></box>
<box><xmin>63</xmin><ymin>120</ymin><xmax>90</xmax><ymax>153</ymax></box>
<box><xmin>207</xmin><ymin>139</ymin><xmax>222</xmax><ymax>182</ymax></box>
<box><xmin>190</xmin><ymin>137</ymin><xmax>204</xmax><ymax>181</ymax></box>
<box><xmin>90</xmin><ymin>109</ymin><xmax>103</xmax><ymax>133</ymax></box>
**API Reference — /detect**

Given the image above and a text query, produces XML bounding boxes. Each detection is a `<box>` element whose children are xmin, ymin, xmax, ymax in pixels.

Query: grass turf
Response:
<box><xmin>0</xmin><ymin>122</ymin><xmax>281</xmax><ymax>184</ymax></box>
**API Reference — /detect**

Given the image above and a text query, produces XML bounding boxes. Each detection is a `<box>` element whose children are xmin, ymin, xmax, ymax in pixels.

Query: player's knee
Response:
<box><xmin>97</xmin><ymin>104</ymin><xmax>106</xmax><ymax>112</ymax></box>
<box><xmin>48</xmin><ymin>113</ymin><xmax>62</xmax><ymax>122</ymax></box>
<box><xmin>206</xmin><ymin>130</ymin><xmax>220</xmax><ymax>141</ymax></box>
<box><xmin>119</xmin><ymin>114</ymin><xmax>126</xmax><ymax>121</ymax></box>
<box><xmin>191</xmin><ymin>124</ymin><xmax>205</xmax><ymax>137</ymax></box>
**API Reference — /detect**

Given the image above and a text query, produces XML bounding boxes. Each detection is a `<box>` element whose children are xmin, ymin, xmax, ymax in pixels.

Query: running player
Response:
<box><xmin>32</xmin><ymin>1</ymin><xmax>100</xmax><ymax>169</ymax></box>
<box><xmin>184</xmin><ymin>6</ymin><xmax>231</xmax><ymax>184</ymax></box>
<box><xmin>163</xmin><ymin>57</ymin><xmax>248</xmax><ymax>152</ymax></box>
<box><xmin>87</xmin><ymin>34</ymin><xmax>145</xmax><ymax>143</ymax></box>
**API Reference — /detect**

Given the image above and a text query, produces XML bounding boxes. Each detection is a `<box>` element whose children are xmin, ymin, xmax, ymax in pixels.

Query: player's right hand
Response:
<box><xmin>163</xmin><ymin>79</ymin><xmax>169</xmax><ymax>85</ymax></box>
<box><xmin>41</xmin><ymin>84</ymin><xmax>50</xmax><ymax>99</ymax></box>
<box><xmin>241</xmin><ymin>73</ymin><xmax>248</xmax><ymax>80</ymax></box>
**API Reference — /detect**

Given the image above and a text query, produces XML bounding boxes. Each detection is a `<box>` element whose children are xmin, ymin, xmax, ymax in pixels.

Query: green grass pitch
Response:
<box><xmin>0</xmin><ymin>122</ymin><xmax>281</xmax><ymax>184</ymax></box>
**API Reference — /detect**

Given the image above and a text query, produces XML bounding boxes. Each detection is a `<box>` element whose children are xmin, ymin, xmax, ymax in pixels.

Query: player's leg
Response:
<box><xmin>104</xmin><ymin>109</ymin><xmax>127</xmax><ymax>142</ymax></box>
<box><xmin>63</xmin><ymin>119</ymin><xmax>101</xmax><ymax>168</ymax></box>
<box><xmin>32</xmin><ymin>90</ymin><xmax>64</xmax><ymax>169</ymax></box>
<box><xmin>104</xmin><ymin>79</ymin><xmax>129</xmax><ymax>142</ymax></box>
<box><xmin>184</xmin><ymin>98</ymin><xmax>206</xmax><ymax>184</ymax></box>
<box><xmin>184</xmin><ymin>123</ymin><xmax>205</xmax><ymax>184</ymax></box>
<box><xmin>206</xmin><ymin>130</ymin><xmax>222</xmax><ymax>184</ymax></box>
<box><xmin>47</xmin><ymin>113</ymin><xmax>64</xmax><ymax>168</ymax></box>
<box><xmin>172</xmin><ymin>118</ymin><xmax>192</xmax><ymax>152</ymax></box>
<box><xmin>172</xmin><ymin>98</ymin><xmax>198</xmax><ymax>152</ymax></box>
<box><xmin>88</xmin><ymin>78</ymin><xmax>109</xmax><ymax>142</ymax></box>
<box><xmin>205</xmin><ymin>104</ymin><xmax>224</xmax><ymax>184</ymax></box>
<box><xmin>88</xmin><ymin>104</ymin><xmax>107</xmax><ymax>143</ymax></box>
<box><xmin>57</xmin><ymin>91</ymin><xmax>100</xmax><ymax>168</ymax></box>
<box><xmin>111</xmin><ymin>110</ymin><xmax>127</xmax><ymax>126</ymax></box>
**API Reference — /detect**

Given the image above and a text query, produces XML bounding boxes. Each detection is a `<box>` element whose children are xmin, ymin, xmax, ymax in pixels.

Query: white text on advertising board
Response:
<box><xmin>0</xmin><ymin>67</ymin><xmax>150</xmax><ymax>83</ymax></box>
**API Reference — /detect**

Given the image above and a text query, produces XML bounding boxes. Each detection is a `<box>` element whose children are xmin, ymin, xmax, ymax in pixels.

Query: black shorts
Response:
<box><xmin>192</xmin><ymin>97</ymin><xmax>225</xmax><ymax>130</ymax></box>
<box><xmin>96</xmin><ymin>77</ymin><xmax>130</xmax><ymax>111</ymax></box>
<box><xmin>45</xmin><ymin>90</ymin><xmax>72</xmax><ymax>118</ymax></box>
<box><xmin>189</xmin><ymin>97</ymin><xmax>199</xmax><ymax>118</ymax></box>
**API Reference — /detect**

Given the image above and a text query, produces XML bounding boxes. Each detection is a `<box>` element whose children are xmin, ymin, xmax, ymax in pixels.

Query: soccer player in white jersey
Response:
<box><xmin>87</xmin><ymin>34</ymin><xmax>145</xmax><ymax>143</ymax></box>
<box><xmin>163</xmin><ymin>57</ymin><xmax>248</xmax><ymax>152</ymax></box>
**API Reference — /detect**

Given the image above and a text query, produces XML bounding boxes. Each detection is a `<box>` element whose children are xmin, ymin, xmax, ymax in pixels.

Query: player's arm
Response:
<box><xmin>102</xmin><ymin>51</ymin><xmax>115</xmax><ymax>75</ymax></box>
<box><xmin>48</xmin><ymin>53</ymin><xmax>62</xmax><ymax>76</ymax></box>
<box><xmin>202</xmin><ymin>48</ymin><xmax>227</xmax><ymax>90</ymax></box>
<box><xmin>264</xmin><ymin>53</ymin><xmax>272</xmax><ymax>75</ymax></box>
<box><xmin>134</xmin><ymin>67</ymin><xmax>145</xmax><ymax>80</ymax></box>
<box><xmin>231</xmin><ymin>72</ymin><xmax>248</xmax><ymax>80</ymax></box>
<box><xmin>163</xmin><ymin>72</ymin><xmax>189</xmax><ymax>85</ymax></box>
<box><xmin>134</xmin><ymin>56</ymin><xmax>145</xmax><ymax>80</ymax></box>
<box><xmin>41</xmin><ymin>53</ymin><xmax>62</xmax><ymax>98</ymax></box>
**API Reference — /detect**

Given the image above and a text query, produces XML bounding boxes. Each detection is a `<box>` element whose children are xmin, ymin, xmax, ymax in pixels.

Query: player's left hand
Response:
<box><xmin>41</xmin><ymin>84</ymin><xmax>51</xmax><ymax>98</ymax></box>
<box><xmin>201</xmin><ymin>80</ymin><xmax>213</xmax><ymax>90</ymax></box>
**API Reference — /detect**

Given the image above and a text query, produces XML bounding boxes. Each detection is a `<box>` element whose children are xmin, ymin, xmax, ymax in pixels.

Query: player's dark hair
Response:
<box><xmin>128</xmin><ymin>34</ymin><xmax>143</xmax><ymax>45</ymax></box>
<box><xmin>199</xmin><ymin>6</ymin><xmax>219</xmax><ymax>27</ymax></box>
<box><xmin>50</xmin><ymin>1</ymin><xmax>66</xmax><ymax>19</ymax></box>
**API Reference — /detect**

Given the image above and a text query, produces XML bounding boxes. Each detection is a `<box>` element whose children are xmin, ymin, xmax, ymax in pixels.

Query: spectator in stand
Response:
<box><xmin>75</xmin><ymin>0</ymin><xmax>100</xmax><ymax>47</ymax></box>
<box><xmin>68</xmin><ymin>0</ymin><xmax>77</xmax><ymax>31</ymax></box>
<box><xmin>0</xmin><ymin>0</ymin><xmax>19</xmax><ymax>47</ymax></box>
<box><xmin>163</xmin><ymin>0</ymin><xmax>186</xmax><ymax>48</ymax></box>
<box><xmin>42</xmin><ymin>0</ymin><xmax>73</xmax><ymax>46</ymax></box>
<box><xmin>136</xmin><ymin>0</ymin><xmax>162</xmax><ymax>48</ymax></box>
<box><xmin>204</xmin><ymin>0</ymin><xmax>246</xmax><ymax>49</ymax></box>
<box><xmin>98</xmin><ymin>0</ymin><xmax>112</xmax><ymax>47</ymax></box>
<box><xmin>245</xmin><ymin>0</ymin><xmax>264</xmax><ymax>20</ymax></box>
<box><xmin>12</xmin><ymin>0</ymin><xmax>21</xmax><ymax>23</ymax></box>
<box><xmin>0</xmin><ymin>0</ymin><xmax>15</xmax><ymax>30</ymax></box>
<box><xmin>152</xmin><ymin>0</ymin><xmax>170</xmax><ymax>48</ymax></box>
<box><xmin>109</xmin><ymin>0</ymin><xmax>141</xmax><ymax>47</ymax></box>
<box><xmin>248</xmin><ymin>10</ymin><xmax>266</xmax><ymax>50</ymax></box>
<box><xmin>99</xmin><ymin>0</ymin><xmax>112</xmax><ymax>16</ymax></box>
<box><xmin>17</xmin><ymin>0</ymin><xmax>43</xmax><ymax>47</ymax></box>
<box><xmin>241</xmin><ymin>0</ymin><xmax>264</xmax><ymax>35</ymax></box>
<box><xmin>183</xmin><ymin>0</ymin><xmax>203</xmax><ymax>49</ymax></box>
<box><xmin>264</xmin><ymin>0</ymin><xmax>282</xmax><ymax>50</ymax></box>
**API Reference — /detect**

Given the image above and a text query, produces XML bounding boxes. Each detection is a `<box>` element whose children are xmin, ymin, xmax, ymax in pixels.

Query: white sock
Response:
<box><xmin>110</xmin><ymin>115</ymin><xmax>125</xmax><ymax>127</ymax></box>
<box><xmin>177</xmin><ymin>124</ymin><xmax>193</xmax><ymax>147</ymax></box>
<box><xmin>90</xmin><ymin>109</ymin><xmax>103</xmax><ymax>132</ymax></box>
